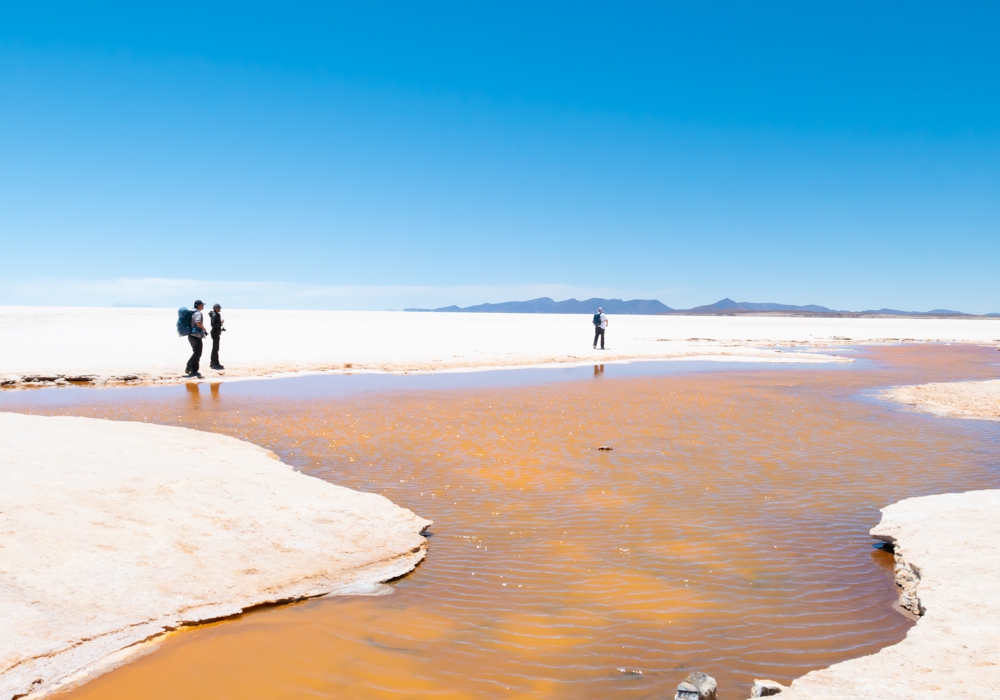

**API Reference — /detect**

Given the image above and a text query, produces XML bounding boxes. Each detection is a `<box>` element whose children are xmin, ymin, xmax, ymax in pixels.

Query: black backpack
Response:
<box><xmin>593</xmin><ymin>313</ymin><xmax>601</xmax><ymax>327</ymax></box>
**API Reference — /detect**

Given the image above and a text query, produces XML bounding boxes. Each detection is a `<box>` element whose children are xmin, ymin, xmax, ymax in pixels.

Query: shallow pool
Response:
<box><xmin>5</xmin><ymin>345</ymin><xmax>998</xmax><ymax>699</ymax></box>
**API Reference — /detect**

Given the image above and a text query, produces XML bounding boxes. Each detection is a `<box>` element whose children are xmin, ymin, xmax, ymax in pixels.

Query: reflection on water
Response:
<box><xmin>3</xmin><ymin>346</ymin><xmax>997</xmax><ymax>699</ymax></box>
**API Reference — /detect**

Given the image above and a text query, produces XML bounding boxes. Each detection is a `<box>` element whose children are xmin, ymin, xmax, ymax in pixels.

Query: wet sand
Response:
<box><xmin>3</xmin><ymin>345</ymin><xmax>999</xmax><ymax>699</ymax></box>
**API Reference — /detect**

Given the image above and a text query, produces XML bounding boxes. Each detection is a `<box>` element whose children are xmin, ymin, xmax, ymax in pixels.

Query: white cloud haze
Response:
<box><xmin>0</xmin><ymin>278</ymin><xmax>685</xmax><ymax>311</ymax></box>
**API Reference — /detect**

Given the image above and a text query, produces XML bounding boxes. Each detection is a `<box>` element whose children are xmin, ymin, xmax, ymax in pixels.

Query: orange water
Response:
<box><xmin>6</xmin><ymin>345</ymin><xmax>1000</xmax><ymax>699</ymax></box>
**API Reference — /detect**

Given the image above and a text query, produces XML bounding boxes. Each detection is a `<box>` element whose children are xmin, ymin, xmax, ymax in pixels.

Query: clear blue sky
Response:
<box><xmin>2</xmin><ymin>2</ymin><xmax>999</xmax><ymax>311</ymax></box>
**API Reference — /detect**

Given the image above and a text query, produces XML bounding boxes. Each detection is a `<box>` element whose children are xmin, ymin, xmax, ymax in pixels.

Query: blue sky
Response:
<box><xmin>2</xmin><ymin>2</ymin><xmax>999</xmax><ymax>311</ymax></box>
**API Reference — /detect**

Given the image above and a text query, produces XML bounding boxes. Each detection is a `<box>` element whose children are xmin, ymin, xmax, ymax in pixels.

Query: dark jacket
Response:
<box><xmin>209</xmin><ymin>311</ymin><xmax>224</xmax><ymax>337</ymax></box>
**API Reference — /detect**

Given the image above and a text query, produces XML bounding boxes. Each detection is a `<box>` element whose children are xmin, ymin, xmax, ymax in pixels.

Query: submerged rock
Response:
<box><xmin>750</xmin><ymin>679</ymin><xmax>785</xmax><ymax>696</ymax></box>
<box><xmin>674</xmin><ymin>671</ymin><xmax>717</xmax><ymax>700</ymax></box>
<box><xmin>65</xmin><ymin>375</ymin><xmax>97</xmax><ymax>383</ymax></box>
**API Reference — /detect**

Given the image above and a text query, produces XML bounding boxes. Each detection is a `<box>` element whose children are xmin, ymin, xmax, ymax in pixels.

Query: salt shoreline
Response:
<box><xmin>0</xmin><ymin>412</ymin><xmax>431</xmax><ymax>700</ymax></box>
<box><xmin>4</xmin><ymin>307</ymin><xmax>1000</xmax><ymax>388</ymax></box>
<box><xmin>758</xmin><ymin>489</ymin><xmax>1000</xmax><ymax>699</ymax></box>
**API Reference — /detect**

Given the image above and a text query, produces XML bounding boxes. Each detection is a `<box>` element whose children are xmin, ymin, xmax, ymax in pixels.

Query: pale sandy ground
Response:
<box><xmin>754</xmin><ymin>489</ymin><xmax>1000</xmax><ymax>700</ymax></box>
<box><xmin>2</xmin><ymin>307</ymin><xmax>1000</xmax><ymax>387</ymax></box>
<box><xmin>0</xmin><ymin>412</ymin><xmax>431</xmax><ymax>700</ymax></box>
<box><xmin>883</xmin><ymin>379</ymin><xmax>1000</xmax><ymax>421</ymax></box>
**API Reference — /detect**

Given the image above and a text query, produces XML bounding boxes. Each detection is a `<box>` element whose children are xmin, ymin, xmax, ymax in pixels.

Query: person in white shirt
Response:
<box><xmin>185</xmin><ymin>300</ymin><xmax>207</xmax><ymax>377</ymax></box>
<box><xmin>592</xmin><ymin>307</ymin><xmax>609</xmax><ymax>349</ymax></box>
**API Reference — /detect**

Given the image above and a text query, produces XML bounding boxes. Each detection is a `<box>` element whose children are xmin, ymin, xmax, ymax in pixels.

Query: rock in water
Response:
<box><xmin>674</xmin><ymin>671</ymin><xmax>717</xmax><ymax>700</ymax></box>
<box><xmin>750</xmin><ymin>679</ymin><xmax>786</xmax><ymax>696</ymax></box>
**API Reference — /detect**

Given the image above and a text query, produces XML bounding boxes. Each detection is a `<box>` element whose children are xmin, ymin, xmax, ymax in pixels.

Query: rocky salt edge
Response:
<box><xmin>0</xmin><ymin>412</ymin><xmax>431</xmax><ymax>700</ymax></box>
<box><xmin>749</xmin><ymin>489</ymin><xmax>1000</xmax><ymax>699</ymax></box>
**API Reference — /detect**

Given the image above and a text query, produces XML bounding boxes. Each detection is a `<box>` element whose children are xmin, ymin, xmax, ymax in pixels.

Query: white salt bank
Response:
<box><xmin>884</xmin><ymin>378</ymin><xmax>1000</xmax><ymax>421</ymax></box>
<box><xmin>0</xmin><ymin>412</ymin><xmax>431</xmax><ymax>700</ymax></box>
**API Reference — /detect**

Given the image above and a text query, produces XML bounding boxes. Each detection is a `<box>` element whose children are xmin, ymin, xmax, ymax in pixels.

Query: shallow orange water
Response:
<box><xmin>6</xmin><ymin>345</ymin><xmax>1000</xmax><ymax>698</ymax></box>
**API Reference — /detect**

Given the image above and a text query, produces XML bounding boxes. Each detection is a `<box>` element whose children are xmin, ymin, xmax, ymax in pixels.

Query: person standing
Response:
<box><xmin>592</xmin><ymin>307</ymin><xmax>608</xmax><ymax>349</ymax></box>
<box><xmin>209</xmin><ymin>303</ymin><xmax>225</xmax><ymax>370</ymax></box>
<box><xmin>185</xmin><ymin>300</ymin><xmax>207</xmax><ymax>377</ymax></box>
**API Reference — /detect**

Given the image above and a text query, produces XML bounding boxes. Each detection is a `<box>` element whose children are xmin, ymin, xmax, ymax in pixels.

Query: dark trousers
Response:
<box><xmin>210</xmin><ymin>332</ymin><xmax>221</xmax><ymax>366</ymax></box>
<box><xmin>186</xmin><ymin>335</ymin><xmax>203</xmax><ymax>374</ymax></box>
<box><xmin>593</xmin><ymin>327</ymin><xmax>605</xmax><ymax>349</ymax></box>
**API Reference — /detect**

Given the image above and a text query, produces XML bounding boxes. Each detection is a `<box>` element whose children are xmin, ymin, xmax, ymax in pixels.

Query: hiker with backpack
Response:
<box><xmin>592</xmin><ymin>307</ymin><xmax>608</xmax><ymax>350</ymax></box>
<box><xmin>182</xmin><ymin>300</ymin><xmax>207</xmax><ymax>378</ymax></box>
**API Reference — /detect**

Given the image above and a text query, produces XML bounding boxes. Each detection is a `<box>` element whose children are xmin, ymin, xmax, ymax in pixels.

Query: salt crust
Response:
<box><xmin>0</xmin><ymin>412</ymin><xmax>431</xmax><ymax>700</ymax></box>
<box><xmin>763</xmin><ymin>490</ymin><xmax>1000</xmax><ymax>699</ymax></box>
<box><xmin>9</xmin><ymin>307</ymin><xmax>999</xmax><ymax>386</ymax></box>
<box><xmin>884</xmin><ymin>379</ymin><xmax>1000</xmax><ymax>421</ymax></box>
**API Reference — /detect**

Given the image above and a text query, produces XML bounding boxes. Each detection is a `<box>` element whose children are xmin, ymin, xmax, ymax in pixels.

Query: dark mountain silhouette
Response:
<box><xmin>405</xmin><ymin>297</ymin><xmax>674</xmax><ymax>314</ymax></box>
<box><xmin>674</xmin><ymin>298</ymin><xmax>834</xmax><ymax>314</ymax></box>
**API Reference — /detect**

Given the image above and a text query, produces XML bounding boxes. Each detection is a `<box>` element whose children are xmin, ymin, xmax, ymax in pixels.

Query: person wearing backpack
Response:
<box><xmin>592</xmin><ymin>307</ymin><xmax>608</xmax><ymax>350</ymax></box>
<box><xmin>185</xmin><ymin>300</ymin><xmax>208</xmax><ymax>377</ymax></box>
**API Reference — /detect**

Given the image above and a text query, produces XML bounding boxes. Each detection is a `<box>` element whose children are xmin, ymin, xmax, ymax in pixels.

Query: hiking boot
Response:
<box><xmin>211</xmin><ymin>364</ymin><xmax>225</xmax><ymax>370</ymax></box>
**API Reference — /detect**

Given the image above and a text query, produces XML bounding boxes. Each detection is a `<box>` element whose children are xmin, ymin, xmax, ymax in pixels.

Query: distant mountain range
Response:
<box><xmin>677</xmin><ymin>298</ymin><xmax>833</xmax><ymax>314</ymax></box>
<box><xmin>405</xmin><ymin>297</ymin><xmax>1000</xmax><ymax>317</ymax></box>
<box><xmin>405</xmin><ymin>297</ymin><xmax>674</xmax><ymax>314</ymax></box>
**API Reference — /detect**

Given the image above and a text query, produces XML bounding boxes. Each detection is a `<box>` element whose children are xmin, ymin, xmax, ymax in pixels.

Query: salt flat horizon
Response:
<box><xmin>3</xmin><ymin>306</ymin><xmax>1000</xmax><ymax>389</ymax></box>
